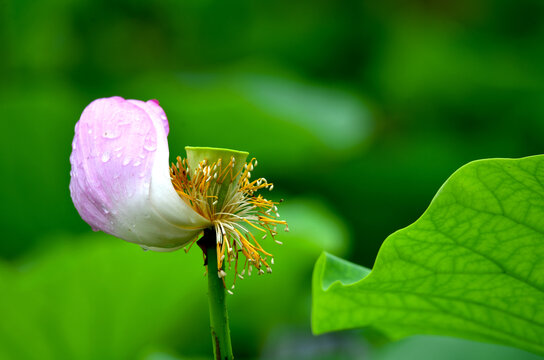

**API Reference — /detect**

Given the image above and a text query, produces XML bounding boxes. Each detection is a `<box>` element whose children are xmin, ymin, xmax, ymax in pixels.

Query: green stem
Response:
<box><xmin>199</xmin><ymin>228</ymin><xmax>234</xmax><ymax>360</ymax></box>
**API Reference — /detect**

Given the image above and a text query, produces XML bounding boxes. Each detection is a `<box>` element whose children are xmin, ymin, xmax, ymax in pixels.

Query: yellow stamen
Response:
<box><xmin>170</xmin><ymin>155</ymin><xmax>288</xmax><ymax>288</ymax></box>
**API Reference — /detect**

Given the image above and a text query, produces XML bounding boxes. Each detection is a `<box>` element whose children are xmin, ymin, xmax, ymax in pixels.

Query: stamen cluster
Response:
<box><xmin>170</xmin><ymin>156</ymin><xmax>288</xmax><ymax>293</ymax></box>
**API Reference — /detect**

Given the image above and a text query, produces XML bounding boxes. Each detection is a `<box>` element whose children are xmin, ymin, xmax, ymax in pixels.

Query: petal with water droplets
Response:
<box><xmin>69</xmin><ymin>96</ymin><xmax>210</xmax><ymax>251</ymax></box>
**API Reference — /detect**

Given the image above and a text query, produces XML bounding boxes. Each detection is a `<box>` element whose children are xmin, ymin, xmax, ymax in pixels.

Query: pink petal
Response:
<box><xmin>69</xmin><ymin>96</ymin><xmax>209</xmax><ymax>250</ymax></box>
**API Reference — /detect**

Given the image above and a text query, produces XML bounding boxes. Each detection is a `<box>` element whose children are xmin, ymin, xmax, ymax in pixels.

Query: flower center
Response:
<box><xmin>170</xmin><ymin>151</ymin><xmax>288</xmax><ymax>293</ymax></box>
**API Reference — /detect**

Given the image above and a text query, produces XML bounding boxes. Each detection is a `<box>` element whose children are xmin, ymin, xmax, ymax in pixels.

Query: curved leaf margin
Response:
<box><xmin>312</xmin><ymin>155</ymin><xmax>544</xmax><ymax>356</ymax></box>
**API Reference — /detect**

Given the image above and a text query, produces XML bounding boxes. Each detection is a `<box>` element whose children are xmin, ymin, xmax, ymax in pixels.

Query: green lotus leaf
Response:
<box><xmin>312</xmin><ymin>155</ymin><xmax>544</xmax><ymax>356</ymax></box>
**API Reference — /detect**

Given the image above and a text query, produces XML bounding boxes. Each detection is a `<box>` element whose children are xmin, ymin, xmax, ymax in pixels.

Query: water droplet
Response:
<box><xmin>133</xmin><ymin>160</ymin><xmax>141</xmax><ymax>167</ymax></box>
<box><xmin>143</xmin><ymin>143</ymin><xmax>157</xmax><ymax>151</ymax></box>
<box><xmin>143</xmin><ymin>132</ymin><xmax>157</xmax><ymax>151</ymax></box>
<box><xmin>102</xmin><ymin>130</ymin><xmax>120</xmax><ymax>139</ymax></box>
<box><xmin>123</xmin><ymin>157</ymin><xmax>131</xmax><ymax>166</ymax></box>
<box><xmin>101</xmin><ymin>152</ymin><xmax>111</xmax><ymax>163</ymax></box>
<box><xmin>88</xmin><ymin>129</ymin><xmax>93</xmax><ymax>134</ymax></box>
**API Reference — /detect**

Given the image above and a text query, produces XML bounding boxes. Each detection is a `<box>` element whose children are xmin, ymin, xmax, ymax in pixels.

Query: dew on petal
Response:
<box><xmin>143</xmin><ymin>132</ymin><xmax>157</xmax><ymax>151</ymax></box>
<box><xmin>123</xmin><ymin>157</ymin><xmax>131</xmax><ymax>166</ymax></box>
<box><xmin>144</xmin><ymin>143</ymin><xmax>157</xmax><ymax>151</ymax></box>
<box><xmin>102</xmin><ymin>130</ymin><xmax>120</xmax><ymax>139</ymax></box>
<box><xmin>101</xmin><ymin>152</ymin><xmax>111</xmax><ymax>163</ymax></box>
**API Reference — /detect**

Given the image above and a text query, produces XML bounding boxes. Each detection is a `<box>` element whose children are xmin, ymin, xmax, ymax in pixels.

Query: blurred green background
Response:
<box><xmin>1</xmin><ymin>0</ymin><xmax>544</xmax><ymax>359</ymax></box>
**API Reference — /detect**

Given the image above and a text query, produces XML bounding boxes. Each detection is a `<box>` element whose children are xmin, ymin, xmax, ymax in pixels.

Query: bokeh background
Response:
<box><xmin>1</xmin><ymin>1</ymin><xmax>544</xmax><ymax>359</ymax></box>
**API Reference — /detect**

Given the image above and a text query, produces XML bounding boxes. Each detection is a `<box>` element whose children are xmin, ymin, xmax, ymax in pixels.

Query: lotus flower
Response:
<box><xmin>69</xmin><ymin>96</ymin><xmax>287</xmax><ymax>282</ymax></box>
